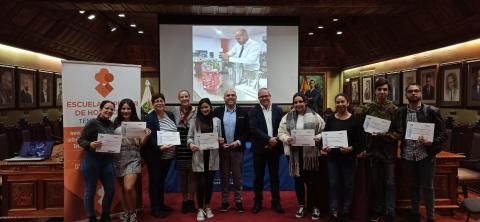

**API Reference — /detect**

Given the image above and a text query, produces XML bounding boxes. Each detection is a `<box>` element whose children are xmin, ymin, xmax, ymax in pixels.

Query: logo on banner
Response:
<box><xmin>95</xmin><ymin>68</ymin><xmax>114</xmax><ymax>97</ymax></box>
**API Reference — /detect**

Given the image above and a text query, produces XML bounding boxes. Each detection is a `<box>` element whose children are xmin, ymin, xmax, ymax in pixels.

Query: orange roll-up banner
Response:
<box><xmin>62</xmin><ymin>61</ymin><xmax>141</xmax><ymax>221</ymax></box>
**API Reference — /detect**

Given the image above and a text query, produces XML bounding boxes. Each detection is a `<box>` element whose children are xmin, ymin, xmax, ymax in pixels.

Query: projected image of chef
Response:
<box><xmin>220</xmin><ymin>28</ymin><xmax>261</xmax><ymax>88</ymax></box>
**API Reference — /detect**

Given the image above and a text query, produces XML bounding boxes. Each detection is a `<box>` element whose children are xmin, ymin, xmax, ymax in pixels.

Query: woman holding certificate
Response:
<box><xmin>77</xmin><ymin>100</ymin><xmax>116</xmax><ymax>222</ymax></box>
<box><xmin>144</xmin><ymin>93</ymin><xmax>177</xmax><ymax>218</ymax></box>
<box><xmin>322</xmin><ymin>93</ymin><xmax>361</xmax><ymax>222</ymax></box>
<box><xmin>113</xmin><ymin>98</ymin><xmax>151</xmax><ymax>222</ymax></box>
<box><xmin>187</xmin><ymin>98</ymin><xmax>224</xmax><ymax>221</ymax></box>
<box><xmin>172</xmin><ymin>90</ymin><xmax>197</xmax><ymax>213</ymax></box>
<box><xmin>278</xmin><ymin>92</ymin><xmax>325</xmax><ymax>220</ymax></box>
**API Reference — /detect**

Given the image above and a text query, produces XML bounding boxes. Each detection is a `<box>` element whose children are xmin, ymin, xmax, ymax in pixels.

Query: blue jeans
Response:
<box><xmin>370</xmin><ymin>158</ymin><xmax>395</xmax><ymax>217</ymax></box>
<box><xmin>327</xmin><ymin>155</ymin><xmax>357</xmax><ymax>215</ymax></box>
<box><xmin>80</xmin><ymin>154</ymin><xmax>116</xmax><ymax>217</ymax></box>
<box><xmin>403</xmin><ymin>156</ymin><xmax>436</xmax><ymax>220</ymax></box>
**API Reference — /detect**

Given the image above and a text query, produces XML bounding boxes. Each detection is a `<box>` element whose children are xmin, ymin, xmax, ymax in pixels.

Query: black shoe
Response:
<box><xmin>271</xmin><ymin>202</ymin><xmax>285</xmax><ymax>214</ymax></box>
<box><xmin>159</xmin><ymin>204</ymin><xmax>174</xmax><ymax>212</ymax></box>
<box><xmin>89</xmin><ymin>216</ymin><xmax>98</xmax><ymax>222</ymax></box>
<box><xmin>408</xmin><ymin>212</ymin><xmax>420</xmax><ymax>222</ymax></box>
<box><xmin>220</xmin><ymin>203</ymin><xmax>230</xmax><ymax>212</ymax></box>
<box><xmin>252</xmin><ymin>202</ymin><xmax>262</xmax><ymax>214</ymax></box>
<box><xmin>341</xmin><ymin>213</ymin><xmax>350</xmax><ymax>222</ymax></box>
<box><xmin>235</xmin><ymin>202</ymin><xmax>245</xmax><ymax>213</ymax></box>
<box><xmin>99</xmin><ymin>213</ymin><xmax>111</xmax><ymax>222</ymax></box>
<box><xmin>152</xmin><ymin>210</ymin><xmax>168</xmax><ymax>218</ymax></box>
<box><xmin>384</xmin><ymin>214</ymin><xmax>395</xmax><ymax>222</ymax></box>
<box><xmin>181</xmin><ymin>201</ymin><xmax>188</xmax><ymax>214</ymax></box>
<box><xmin>188</xmin><ymin>200</ymin><xmax>197</xmax><ymax>213</ymax></box>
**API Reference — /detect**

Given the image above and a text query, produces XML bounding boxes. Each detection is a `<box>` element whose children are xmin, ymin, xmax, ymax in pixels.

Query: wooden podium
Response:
<box><xmin>0</xmin><ymin>145</ymin><xmax>63</xmax><ymax>219</ymax></box>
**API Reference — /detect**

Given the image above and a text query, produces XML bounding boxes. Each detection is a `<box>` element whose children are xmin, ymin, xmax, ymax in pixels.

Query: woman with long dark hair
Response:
<box><xmin>77</xmin><ymin>100</ymin><xmax>116</xmax><ymax>222</ymax></box>
<box><xmin>322</xmin><ymin>93</ymin><xmax>361</xmax><ymax>222</ymax></box>
<box><xmin>278</xmin><ymin>92</ymin><xmax>325</xmax><ymax>220</ymax></box>
<box><xmin>113</xmin><ymin>98</ymin><xmax>151</xmax><ymax>222</ymax></box>
<box><xmin>172</xmin><ymin>89</ymin><xmax>197</xmax><ymax>213</ymax></box>
<box><xmin>187</xmin><ymin>98</ymin><xmax>224</xmax><ymax>221</ymax></box>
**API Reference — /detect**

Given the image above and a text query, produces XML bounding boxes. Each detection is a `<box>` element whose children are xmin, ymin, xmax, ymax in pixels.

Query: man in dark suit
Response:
<box><xmin>213</xmin><ymin>89</ymin><xmax>250</xmax><ymax>213</ymax></box>
<box><xmin>40</xmin><ymin>78</ymin><xmax>50</xmax><ymax>103</ymax></box>
<box><xmin>20</xmin><ymin>78</ymin><xmax>33</xmax><ymax>104</ymax></box>
<box><xmin>305</xmin><ymin>79</ymin><xmax>319</xmax><ymax>108</ymax></box>
<box><xmin>248</xmin><ymin>88</ymin><xmax>285</xmax><ymax>214</ymax></box>
<box><xmin>422</xmin><ymin>75</ymin><xmax>435</xmax><ymax>100</ymax></box>
<box><xmin>472</xmin><ymin>72</ymin><xmax>480</xmax><ymax>100</ymax></box>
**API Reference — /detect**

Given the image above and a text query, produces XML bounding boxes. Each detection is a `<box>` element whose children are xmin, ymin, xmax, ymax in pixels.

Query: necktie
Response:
<box><xmin>238</xmin><ymin>45</ymin><xmax>244</xmax><ymax>58</ymax></box>
<box><xmin>450</xmin><ymin>91</ymin><xmax>453</xmax><ymax>101</ymax></box>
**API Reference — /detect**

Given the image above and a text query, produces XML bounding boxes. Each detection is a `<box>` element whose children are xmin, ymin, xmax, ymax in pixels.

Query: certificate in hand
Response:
<box><xmin>405</xmin><ymin>122</ymin><xmax>434</xmax><ymax>142</ymax></box>
<box><xmin>363</xmin><ymin>115</ymin><xmax>391</xmax><ymax>134</ymax></box>
<box><xmin>122</xmin><ymin>122</ymin><xmax>146</xmax><ymax>138</ymax></box>
<box><xmin>291</xmin><ymin>129</ymin><xmax>315</xmax><ymax>146</ymax></box>
<box><xmin>196</xmin><ymin>133</ymin><xmax>219</xmax><ymax>150</ymax></box>
<box><xmin>157</xmin><ymin>131</ymin><xmax>181</xmax><ymax>146</ymax></box>
<box><xmin>96</xmin><ymin>133</ymin><xmax>122</xmax><ymax>153</ymax></box>
<box><xmin>322</xmin><ymin>130</ymin><xmax>348</xmax><ymax>148</ymax></box>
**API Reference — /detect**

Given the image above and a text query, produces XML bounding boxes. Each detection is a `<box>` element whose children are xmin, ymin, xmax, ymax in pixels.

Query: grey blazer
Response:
<box><xmin>187</xmin><ymin>117</ymin><xmax>222</xmax><ymax>172</ymax></box>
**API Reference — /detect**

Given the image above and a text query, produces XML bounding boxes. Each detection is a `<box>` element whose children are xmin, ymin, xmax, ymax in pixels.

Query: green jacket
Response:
<box><xmin>357</xmin><ymin>100</ymin><xmax>401</xmax><ymax>162</ymax></box>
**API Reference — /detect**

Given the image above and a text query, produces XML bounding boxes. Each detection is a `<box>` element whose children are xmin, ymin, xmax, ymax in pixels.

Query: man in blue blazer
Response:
<box><xmin>213</xmin><ymin>89</ymin><xmax>250</xmax><ymax>213</ymax></box>
<box><xmin>248</xmin><ymin>88</ymin><xmax>285</xmax><ymax>214</ymax></box>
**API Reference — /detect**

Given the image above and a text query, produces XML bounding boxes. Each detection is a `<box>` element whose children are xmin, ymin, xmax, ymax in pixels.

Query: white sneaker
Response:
<box><xmin>311</xmin><ymin>207</ymin><xmax>320</xmax><ymax>220</ymax></box>
<box><xmin>295</xmin><ymin>205</ymin><xmax>305</xmax><ymax>218</ymax></box>
<box><xmin>129</xmin><ymin>212</ymin><xmax>137</xmax><ymax>222</ymax></box>
<box><xmin>205</xmin><ymin>208</ymin><xmax>214</xmax><ymax>218</ymax></box>
<box><xmin>197</xmin><ymin>209</ymin><xmax>206</xmax><ymax>221</ymax></box>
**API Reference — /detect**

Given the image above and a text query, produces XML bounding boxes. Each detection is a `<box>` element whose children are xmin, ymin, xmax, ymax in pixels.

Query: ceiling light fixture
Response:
<box><xmin>308</xmin><ymin>32</ymin><xmax>314</xmax><ymax>36</ymax></box>
<box><xmin>118</xmin><ymin>13</ymin><xmax>126</xmax><ymax>18</ymax></box>
<box><xmin>130</xmin><ymin>23</ymin><xmax>136</xmax><ymax>28</ymax></box>
<box><xmin>138</xmin><ymin>30</ymin><xmax>144</xmax><ymax>34</ymax></box>
<box><xmin>336</xmin><ymin>31</ymin><xmax>343</xmax><ymax>35</ymax></box>
<box><xmin>317</xmin><ymin>26</ymin><xmax>324</xmax><ymax>29</ymax></box>
<box><xmin>110</xmin><ymin>27</ymin><xmax>117</xmax><ymax>32</ymax></box>
<box><xmin>333</xmin><ymin>18</ymin><xmax>339</xmax><ymax>22</ymax></box>
<box><xmin>79</xmin><ymin>10</ymin><xmax>85</xmax><ymax>14</ymax></box>
<box><xmin>87</xmin><ymin>14</ymin><xmax>96</xmax><ymax>20</ymax></box>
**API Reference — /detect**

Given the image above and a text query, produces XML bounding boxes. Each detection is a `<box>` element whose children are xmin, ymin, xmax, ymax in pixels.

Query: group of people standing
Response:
<box><xmin>78</xmin><ymin>77</ymin><xmax>447</xmax><ymax>222</ymax></box>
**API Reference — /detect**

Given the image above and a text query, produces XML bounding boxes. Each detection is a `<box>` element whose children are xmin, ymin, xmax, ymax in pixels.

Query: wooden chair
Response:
<box><xmin>458</xmin><ymin>133</ymin><xmax>480</xmax><ymax>197</ymax></box>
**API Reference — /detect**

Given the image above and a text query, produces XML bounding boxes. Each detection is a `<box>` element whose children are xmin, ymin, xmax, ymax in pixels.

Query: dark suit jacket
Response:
<box><xmin>20</xmin><ymin>89</ymin><xmax>32</xmax><ymax>103</ymax></box>
<box><xmin>213</xmin><ymin>105</ymin><xmax>250</xmax><ymax>151</ymax></box>
<box><xmin>40</xmin><ymin>91</ymin><xmax>50</xmax><ymax>103</ymax></box>
<box><xmin>248</xmin><ymin>104</ymin><xmax>284</xmax><ymax>154</ymax></box>
<box><xmin>143</xmin><ymin>110</ymin><xmax>176</xmax><ymax>160</ymax></box>
<box><xmin>397</xmin><ymin>104</ymin><xmax>447</xmax><ymax>156</ymax></box>
<box><xmin>422</xmin><ymin>85</ymin><xmax>435</xmax><ymax>100</ymax></box>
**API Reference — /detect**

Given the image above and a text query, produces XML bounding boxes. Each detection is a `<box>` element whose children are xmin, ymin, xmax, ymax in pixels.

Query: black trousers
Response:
<box><xmin>195</xmin><ymin>171</ymin><xmax>216</xmax><ymax>208</ymax></box>
<box><xmin>145</xmin><ymin>157</ymin><xmax>173</xmax><ymax>212</ymax></box>
<box><xmin>253</xmin><ymin>149</ymin><xmax>281</xmax><ymax>204</ymax></box>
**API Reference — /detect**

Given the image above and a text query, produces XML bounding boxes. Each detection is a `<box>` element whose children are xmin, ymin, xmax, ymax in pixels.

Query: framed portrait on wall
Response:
<box><xmin>0</xmin><ymin>65</ymin><xmax>16</xmax><ymax>109</ymax></box>
<box><xmin>402</xmin><ymin>70</ymin><xmax>417</xmax><ymax>104</ymax></box>
<box><xmin>350</xmin><ymin>77</ymin><xmax>360</xmax><ymax>104</ymax></box>
<box><xmin>54</xmin><ymin>74</ymin><xmax>62</xmax><ymax>107</ymax></box>
<box><xmin>467</xmin><ymin>61</ymin><xmax>480</xmax><ymax>107</ymax></box>
<box><xmin>418</xmin><ymin>65</ymin><xmax>437</xmax><ymax>104</ymax></box>
<box><xmin>17</xmin><ymin>67</ymin><xmax>37</xmax><ymax>108</ymax></box>
<box><xmin>298</xmin><ymin>73</ymin><xmax>325</xmax><ymax>113</ymax></box>
<box><xmin>439</xmin><ymin>63</ymin><xmax>463</xmax><ymax>107</ymax></box>
<box><xmin>38</xmin><ymin>71</ymin><xmax>54</xmax><ymax>107</ymax></box>
<box><xmin>362</xmin><ymin>76</ymin><xmax>373</xmax><ymax>104</ymax></box>
<box><xmin>387</xmin><ymin>72</ymin><xmax>401</xmax><ymax>105</ymax></box>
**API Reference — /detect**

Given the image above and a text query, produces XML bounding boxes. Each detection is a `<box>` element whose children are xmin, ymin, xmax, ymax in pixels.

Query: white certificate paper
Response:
<box><xmin>322</xmin><ymin>130</ymin><xmax>348</xmax><ymax>148</ymax></box>
<box><xmin>363</xmin><ymin>115</ymin><xmax>391</xmax><ymax>134</ymax></box>
<box><xmin>96</xmin><ymin>133</ymin><xmax>122</xmax><ymax>153</ymax></box>
<box><xmin>122</xmin><ymin>122</ymin><xmax>146</xmax><ymax>138</ymax></box>
<box><xmin>291</xmin><ymin>129</ymin><xmax>315</xmax><ymax>146</ymax></box>
<box><xmin>196</xmin><ymin>133</ymin><xmax>219</xmax><ymax>150</ymax></box>
<box><xmin>405</xmin><ymin>122</ymin><xmax>435</xmax><ymax>142</ymax></box>
<box><xmin>157</xmin><ymin>131</ymin><xmax>181</xmax><ymax>145</ymax></box>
